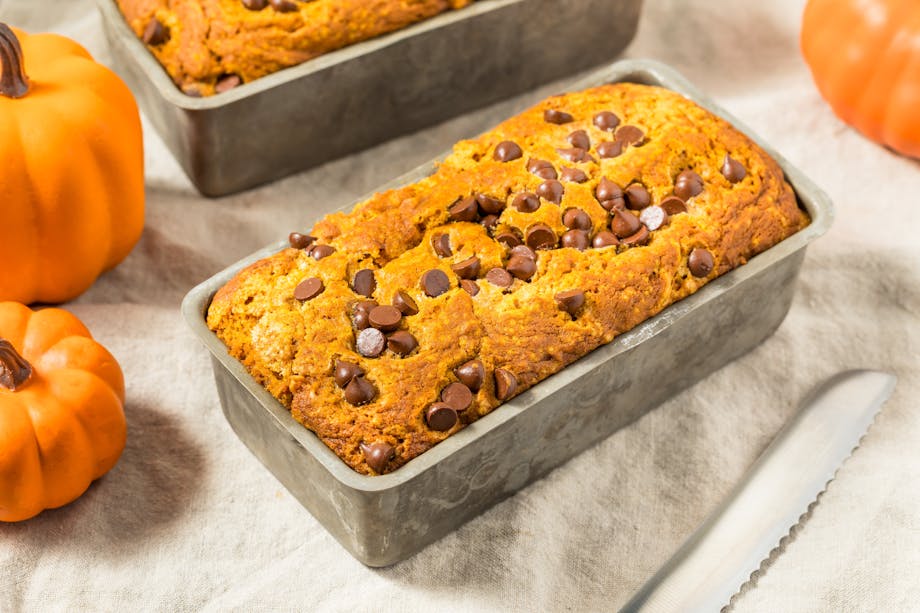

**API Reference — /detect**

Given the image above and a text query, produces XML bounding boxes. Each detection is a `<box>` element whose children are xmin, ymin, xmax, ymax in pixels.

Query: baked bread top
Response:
<box><xmin>116</xmin><ymin>0</ymin><xmax>473</xmax><ymax>96</ymax></box>
<box><xmin>206</xmin><ymin>83</ymin><xmax>810</xmax><ymax>475</ymax></box>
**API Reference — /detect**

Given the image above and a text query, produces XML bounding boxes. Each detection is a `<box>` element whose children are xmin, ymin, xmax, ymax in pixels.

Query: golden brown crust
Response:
<box><xmin>115</xmin><ymin>0</ymin><xmax>473</xmax><ymax>96</ymax></box>
<box><xmin>207</xmin><ymin>83</ymin><xmax>810</xmax><ymax>474</ymax></box>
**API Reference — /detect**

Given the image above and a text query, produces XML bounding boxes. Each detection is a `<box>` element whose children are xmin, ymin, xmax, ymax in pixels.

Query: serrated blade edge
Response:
<box><xmin>619</xmin><ymin>369</ymin><xmax>897</xmax><ymax>613</ymax></box>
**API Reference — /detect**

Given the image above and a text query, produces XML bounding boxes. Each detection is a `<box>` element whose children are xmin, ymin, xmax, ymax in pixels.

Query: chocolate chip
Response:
<box><xmin>596</xmin><ymin>177</ymin><xmax>624</xmax><ymax>205</ymax></box>
<box><xmin>497</xmin><ymin>234</ymin><xmax>524</xmax><ymax>252</ymax></box>
<box><xmin>356</xmin><ymin>328</ymin><xmax>386</xmax><ymax>357</ymax></box>
<box><xmin>485</xmin><ymin>267</ymin><xmax>513</xmax><ymax>288</ymax></box>
<box><xmin>622</xmin><ymin>225</ymin><xmax>651</xmax><ymax>246</ymax></box>
<box><xmin>421</xmin><ymin>269</ymin><xmax>450</xmax><ymax>297</ymax></box>
<box><xmin>426</xmin><ymin>403</ymin><xmax>458</xmax><ymax>431</ymax></box>
<box><xmin>215</xmin><ymin>74</ymin><xmax>242</xmax><ymax>94</ymax></box>
<box><xmin>294</xmin><ymin>277</ymin><xmax>324</xmax><ymax>301</ymax></box>
<box><xmin>460</xmin><ymin>279</ymin><xmax>480</xmax><ymax>296</ymax></box>
<box><xmin>352</xmin><ymin>269</ymin><xmax>376</xmax><ymax>298</ymax></box>
<box><xmin>355</xmin><ymin>300</ymin><xmax>378</xmax><ymax>314</ymax></box>
<box><xmin>598</xmin><ymin>197</ymin><xmax>626</xmax><ymax>212</ymax></box>
<box><xmin>674</xmin><ymin>170</ymin><xmax>704</xmax><ymax>200</ymax></box>
<box><xmin>392</xmin><ymin>290</ymin><xmax>419</xmax><ymax>316</ymax></box>
<box><xmin>476</xmin><ymin>193</ymin><xmax>506</xmax><ymax>215</ymax></box>
<box><xmin>353</xmin><ymin>299</ymin><xmax>377</xmax><ymax>330</ymax></box>
<box><xmin>451</xmin><ymin>256</ymin><xmax>481</xmax><ymax>280</ymax></box>
<box><xmin>556</xmin><ymin>147</ymin><xmax>591</xmax><ymax>163</ymax></box>
<box><xmin>441</xmin><ymin>382</ymin><xmax>473</xmax><ymax>412</ymax></box>
<box><xmin>615</xmin><ymin>125</ymin><xmax>645</xmax><ymax>147</ymax></box>
<box><xmin>597</xmin><ymin>140</ymin><xmax>623</xmax><ymax>159</ymax></box>
<box><xmin>360</xmin><ymin>442</ymin><xmax>394</xmax><ymax>474</ymax></box>
<box><xmin>721</xmin><ymin>154</ymin><xmax>746</xmax><ymax>183</ymax></box>
<box><xmin>625</xmin><ymin>184</ymin><xmax>651</xmax><ymax>210</ymax></box>
<box><xmin>494</xmin><ymin>368</ymin><xmax>518</xmax><ymax>401</ymax></box>
<box><xmin>536</xmin><ymin>180</ymin><xmax>564</xmax><ymax>204</ymax></box>
<box><xmin>455</xmin><ymin>359</ymin><xmax>485</xmax><ymax>392</ymax></box>
<box><xmin>560</xmin><ymin>167</ymin><xmax>588</xmax><ymax>183</ymax></box>
<box><xmin>510</xmin><ymin>244</ymin><xmax>537</xmax><ymax>260</ymax></box>
<box><xmin>592</xmin><ymin>230</ymin><xmax>619</xmax><ymax>248</ymax></box>
<box><xmin>620</xmin><ymin>220</ymin><xmax>652</xmax><ymax>247</ymax></box>
<box><xmin>660</xmin><ymin>196</ymin><xmax>688</xmax><ymax>216</ymax></box>
<box><xmin>494</xmin><ymin>140</ymin><xmax>523</xmax><ymax>162</ymax></box>
<box><xmin>289</xmin><ymin>232</ymin><xmax>316</xmax><ymax>249</ymax></box>
<box><xmin>506</xmin><ymin>255</ymin><xmax>537</xmax><ymax>281</ymax></box>
<box><xmin>688</xmin><ymin>248</ymin><xmax>714</xmax><ymax>277</ymax></box>
<box><xmin>639</xmin><ymin>206</ymin><xmax>668</xmax><ymax>232</ymax></box>
<box><xmin>311</xmin><ymin>244</ymin><xmax>335</xmax><ymax>260</ymax></box>
<box><xmin>344</xmin><ymin>376</ymin><xmax>376</xmax><ymax>405</ymax></box>
<box><xmin>562</xmin><ymin>208</ymin><xmax>592</xmax><ymax>230</ymax></box>
<box><xmin>368</xmin><ymin>305</ymin><xmax>401</xmax><ymax>331</ymax></box>
<box><xmin>610</xmin><ymin>208</ymin><xmax>642</xmax><ymax>238</ymax></box>
<box><xmin>593</xmin><ymin>111</ymin><xmax>620</xmax><ymax>132</ymax></box>
<box><xmin>387</xmin><ymin>331</ymin><xmax>418</xmax><ymax>356</ymax></box>
<box><xmin>567</xmin><ymin>129</ymin><xmax>591</xmax><ymax>150</ymax></box>
<box><xmin>432</xmin><ymin>234</ymin><xmax>452</xmax><ymax>257</ymax></box>
<box><xmin>334</xmin><ymin>360</ymin><xmax>365</xmax><ymax>388</ymax></box>
<box><xmin>544</xmin><ymin>109</ymin><xmax>574</xmax><ymax>124</ymax></box>
<box><xmin>555</xmin><ymin>289</ymin><xmax>585</xmax><ymax>317</ymax></box>
<box><xmin>480</xmin><ymin>214</ymin><xmax>499</xmax><ymax>230</ymax></box>
<box><xmin>528</xmin><ymin>158</ymin><xmax>557</xmax><ymax>181</ymax></box>
<box><xmin>496</xmin><ymin>232</ymin><xmax>524</xmax><ymax>249</ymax></box>
<box><xmin>525</xmin><ymin>223</ymin><xmax>557</xmax><ymax>250</ymax></box>
<box><xmin>512</xmin><ymin>192</ymin><xmax>540</xmax><ymax>213</ymax></box>
<box><xmin>269</xmin><ymin>0</ymin><xmax>298</xmax><ymax>12</ymax></box>
<box><xmin>142</xmin><ymin>18</ymin><xmax>169</xmax><ymax>46</ymax></box>
<box><xmin>242</xmin><ymin>0</ymin><xmax>268</xmax><ymax>9</ymax></box>
<box><xmin>449</xmin><ymin>197</ymin><xmax>479</xmax><ymax>222</ymax></box>
<box><xmin>561</xmin><ymin>229</ymin><xmax>589</xmax><ymax>251</ymax></box>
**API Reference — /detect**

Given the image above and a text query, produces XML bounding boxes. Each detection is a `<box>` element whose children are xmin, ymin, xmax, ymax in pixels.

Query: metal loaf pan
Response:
<box><xmin>96</xmin><ymin>0</ymin><xmax>643</xmax><ymax>197</ymax></box>
<box><xmin>182</xmin><ymin>60</ymin><xmax>834</xmax><ymax>566</ymax></box>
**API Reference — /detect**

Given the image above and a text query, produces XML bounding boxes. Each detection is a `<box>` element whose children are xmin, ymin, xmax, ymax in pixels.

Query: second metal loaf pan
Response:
<box><xmin>97</xmin><ymin>0</ymin><xmax>644</xmax><ymax>196</ymax></box>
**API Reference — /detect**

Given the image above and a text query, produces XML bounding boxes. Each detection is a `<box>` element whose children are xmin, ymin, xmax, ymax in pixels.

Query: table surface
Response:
<box><xmin>1</xmin><ymin>0</ymin><xmax>918</xmax><ymax>611</ymax></box>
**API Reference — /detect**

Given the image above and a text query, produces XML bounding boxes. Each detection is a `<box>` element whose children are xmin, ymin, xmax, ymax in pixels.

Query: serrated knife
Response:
<box><xmin>619</xmin><ymin>369</ymin><xmax>897</xmax><ymax>613</ymax></box>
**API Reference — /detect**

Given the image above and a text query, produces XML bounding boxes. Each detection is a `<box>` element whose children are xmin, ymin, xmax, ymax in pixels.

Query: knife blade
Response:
<box><xmin>619</xmin><ymin>369</ymin><xmax>897</xmax><ymax>613</ymax></box>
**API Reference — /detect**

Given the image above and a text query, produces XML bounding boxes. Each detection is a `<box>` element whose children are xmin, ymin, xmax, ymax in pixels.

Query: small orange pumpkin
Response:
<box><xmin>0</xmin><ymin>302</ymin><xmax>127</xmax><ymax>522</ymax></box>
<box><xmin>0</xmin><ymin>23</ymin><xmax>144</xmax><ymax>304</ymax></box>
<box><xmin>801</xmin><ymin>0</ymin><xmax>920</xmax><ymax>157</ymax></box>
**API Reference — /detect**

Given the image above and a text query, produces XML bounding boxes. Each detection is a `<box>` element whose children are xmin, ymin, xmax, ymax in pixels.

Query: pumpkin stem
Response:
<box><xmin>0</xmin><ymin>339</ymin><xmax>33</xmax><ymax>391</ymax></box>
<box><xmin>0</xmin><ymin>23</ymin><xmax>30</xmax><ymax>99</ymax></box>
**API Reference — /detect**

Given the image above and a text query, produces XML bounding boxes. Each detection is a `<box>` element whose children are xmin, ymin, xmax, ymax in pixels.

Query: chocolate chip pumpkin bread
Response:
<box><xmin>115</xmin><ymin>0</ymin><xmax>473</xmax><ymax>96</ymax></box>
<box><xmin>207</xmin><ymin>83</ymin><xmax>810</xmax><ymax>475</ymax></box>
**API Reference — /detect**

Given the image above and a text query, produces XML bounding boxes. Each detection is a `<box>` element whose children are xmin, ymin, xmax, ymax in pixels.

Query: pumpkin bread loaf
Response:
<box><xmin>206</xmin><ymin>83</ymin><xmax>810</xmax><ymax>475</ymax></box>
<box><xmin>115</xmin><ymin>0</ymin><xmax>473</xmax><ymax>96</ymax></box>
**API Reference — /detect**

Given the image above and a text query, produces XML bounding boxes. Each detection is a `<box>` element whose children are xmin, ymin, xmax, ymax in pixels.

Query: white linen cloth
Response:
<box><xmin>1</xmin><ymin>0</ymin><xmax>918</xmax><ymax>610</ymax></box>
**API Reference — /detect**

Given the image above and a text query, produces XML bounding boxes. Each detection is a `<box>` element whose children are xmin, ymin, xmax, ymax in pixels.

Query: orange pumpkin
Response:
<box><xmin>801</xmin><ymin>0</ymin><xmax>920</xmax><ymax>157</ymax></box>
<box><xmin>0</xmin><ymin>23</ymin><xmax>144</xmax><ymax>304</ymax></box>
<box><xmin>0</xmin><ymin>302</ymin><xmax>127</xmax><ymax>522</ymax></box>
